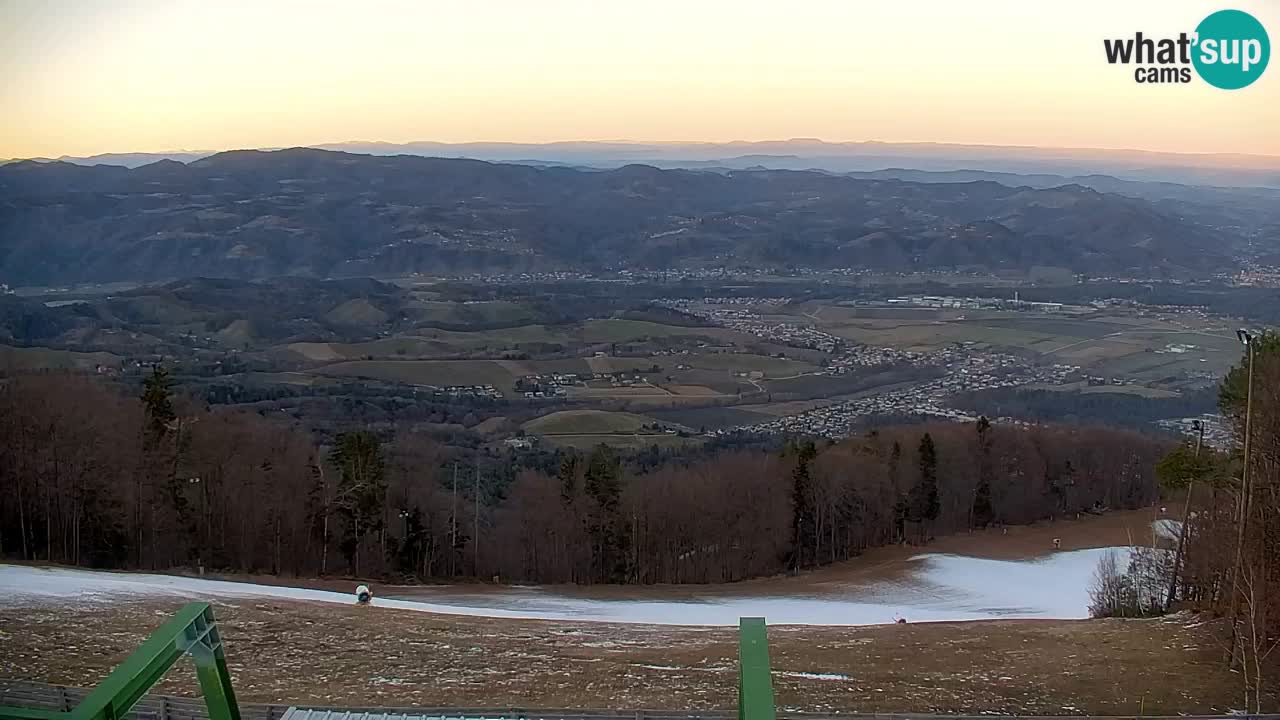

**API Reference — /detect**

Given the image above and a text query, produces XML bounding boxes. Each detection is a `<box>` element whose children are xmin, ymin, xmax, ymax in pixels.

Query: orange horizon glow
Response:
<box><xmin>2</xmin><ymin>0</ymin><xmax>1278</xmax><ymax>160</ymax></box>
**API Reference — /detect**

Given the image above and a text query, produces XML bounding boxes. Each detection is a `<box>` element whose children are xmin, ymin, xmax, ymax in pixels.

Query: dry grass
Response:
<box><xmin>1</xmin><ymin>512</ymin><xmax>1264</xmax><ymax>714</ymax></box>
<box><xmin>0</xmin><ymin>600</ymin><xmax>1258</xmax><ymax>714</ymax></box>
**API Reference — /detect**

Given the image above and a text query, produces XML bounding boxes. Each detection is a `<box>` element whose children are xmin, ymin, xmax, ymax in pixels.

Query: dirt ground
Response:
<box><xmin>6</xmin><ymin>509</ymin><xmax>1252</xmax><ymax>715</ymax></box>
<box><xmin>0</xmin><ymin>598</ymin><xmax>1266</xmax><ymax>715</ymax></box>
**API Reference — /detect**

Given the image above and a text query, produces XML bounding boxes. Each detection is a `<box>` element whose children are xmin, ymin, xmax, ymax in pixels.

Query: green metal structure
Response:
<box><xmin>737</xmin><ymin>617</ymin><xmax>776</xmax><ymax>720</ymax></box>
<box><xmin>0</xmin><ymin>602</ymin><xmax>240</xmax><ymax>720</ymax></box>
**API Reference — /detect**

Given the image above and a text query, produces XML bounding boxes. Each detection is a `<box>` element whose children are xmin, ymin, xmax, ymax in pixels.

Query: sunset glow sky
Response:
<box><xmin>2</xmin><ymin>0</ymin><xmax>1277</xmax><ymax>159</ymax></box>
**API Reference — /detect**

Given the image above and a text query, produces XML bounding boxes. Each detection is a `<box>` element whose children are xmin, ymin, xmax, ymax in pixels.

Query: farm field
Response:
<box><xmin>673</xmin><ymin>352</ymin><xmax>817</xmax><ymax>376</ymax></box>
<box><xmin>312</xmin><ymin>359</ymin><xmax>517</xmax><ymax>389</ymax></box>
<box><xmin>1025</xmin><ymin>381</ymin><xmax>1181</xmax><ymax>399</ymax></box>
<box><xmin>233</xmin><ymin>297</ymin><xmax>1243</xmax><ymax>441</ymax></box>
<box><xmin>282</xmin><ymin>319</ymin><xmax>760</xmax><ymax>363</ymax></box>
<box><xmin>0</xmin><ymin>345</ymin><xmax>121</xmax><ymax>371</ymax></box>
<box><xmin>579</xmin><ymin>319</ymin><xmax>749</xmax><ymax>345</ymax></box>
<box><xmin>523</xmin><ymin>409</ymin><xmax>672</xmax><ymax>435</ymax></box>
<box><xmin>779</xmin><ymin>303</ymin><xmax>1240</xmax><ymax>385</ymax></box>
<box><xmin>645</xmin><ymin>405</ymin><xmax>774</xmax><ymax>430</ymax></box>
<box><xmin>284</xmin><ymin>325</ymin><xmax>571</xmax><ymax>361</ymax></box>
<box><xmin>540</xmin><ymin>433</ymin><xmax>704</xmax><ymax>450</ymax></box>
<box><xmin>564</xmin><ymin>382</ymin><xmax>737</xmax><ymax>405</ymax></box>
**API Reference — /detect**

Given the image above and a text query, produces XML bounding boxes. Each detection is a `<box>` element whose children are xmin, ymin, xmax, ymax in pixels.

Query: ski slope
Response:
<box><xmin>0</xmin><ymin>547</ymin><xmax>1125</xmax><ymax>626</ymax></box>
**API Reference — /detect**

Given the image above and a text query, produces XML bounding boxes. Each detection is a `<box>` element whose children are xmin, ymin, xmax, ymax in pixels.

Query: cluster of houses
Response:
<box><xmin>720</xmin><ymin>351</ymin><xmax>1078</xmax><ymax>438</ymax></box>
<box><xmin>658</xmin><ymin>298</ymin><xmax>843</xmax><ymax>352</ymax></box>
<box><xmin>514</xmin><ymin>370</ymin><xmax>659</xmax><ymax>399</ymax></box>
<box><xmin>1158</xmin><ymin>414</ymin><xmax>1234</xmax><ymax>450</ymax></box>
<box><xmin>435</xmin><ymin>384</ymin><xmax>503</xmax><ymax>400</ymax></box>
<box><xmin>884</xmin><ymin>295</ymin><xmax>1064</xmax><ymax>312</ymax></box>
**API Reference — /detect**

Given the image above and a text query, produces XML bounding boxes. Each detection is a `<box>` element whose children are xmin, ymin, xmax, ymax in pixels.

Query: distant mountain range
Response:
<box><xmin>0</xmin><ymin>148</ymin><xmax>1251</xmax><ymax>286</ymax></box>
<box><xmin>8</xmin><ymin>139</ymin><xmax>1280</xmax><ymax>188</ymax></box>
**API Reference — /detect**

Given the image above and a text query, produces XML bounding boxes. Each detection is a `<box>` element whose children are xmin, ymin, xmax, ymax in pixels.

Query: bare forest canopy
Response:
<box><xmin>1163</xmin><ymin>332</ymin><xmax>1280</xmax><ymax>711</ymax></box>
<box><xmin>2</xmin><ymin>147</ymin><xmax>1268</xmax><ymax>286</ymax></box>
<box><xmin>0</xmin><ymin>371</ymin><xmax>1167</xmax><ymax>584</ymax></box>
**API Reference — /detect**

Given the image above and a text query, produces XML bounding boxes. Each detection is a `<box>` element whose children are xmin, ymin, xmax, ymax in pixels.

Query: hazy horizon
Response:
<box><xmin>3</xmin><ymin>0</ymin><xmax>1277</xmax><ymax>160</ymax></box>
<box><xmin>11</xmin><ymin>137</ymin><xmax>1280</xmax><ymax>163</ymax></box>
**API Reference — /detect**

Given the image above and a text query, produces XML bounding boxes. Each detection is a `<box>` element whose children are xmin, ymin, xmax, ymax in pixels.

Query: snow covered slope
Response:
<box><xmin>0</xmin><ymin>547</ymin><xmax>1122</xmax><ymax>626</ymax></box>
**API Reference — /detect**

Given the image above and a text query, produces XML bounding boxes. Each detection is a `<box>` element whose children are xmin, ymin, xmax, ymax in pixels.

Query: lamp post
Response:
<box><xmin>1234</xmin><ymin>330</ymin><xmax>1256</xmax><ymax>564</ymax></box>
<box><xmin>188</xmin><ymin>476</ymin><xmax>204</xmax><ymax>574</ymax></box>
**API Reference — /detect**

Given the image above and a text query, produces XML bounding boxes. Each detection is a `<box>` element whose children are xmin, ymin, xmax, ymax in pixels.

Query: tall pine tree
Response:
<box><xmin>908</xmin><ymin>433</ymin><xmax>940</xmax><ymax>542</ymax></box>
<box><xmin>558</xmin><ymin>451</ymin><xmax>580</xmax><ymax>505</ymax></box>
<box><xmin>141</xmin><ymin>365</ymin><xmax>175</xmax><ymax>443</ymax></box>
<box><xmin>973</xmin><ymin>417</ymin><xmax>995</xmax><ymax>528</ymax></box>
<box><xmin>889</xmin><ymin>440</ymin><xmax>907</xmax><ymax>543</ymax></box>
<box><xmin>790</xmin><ymin>440</ymin><xmax>818</xmax><ymax>569</ymax></box>
<box><xmin>584</xmin><ymin>444</ymin><xmax>626</xmax><ymax>582</ymax></box>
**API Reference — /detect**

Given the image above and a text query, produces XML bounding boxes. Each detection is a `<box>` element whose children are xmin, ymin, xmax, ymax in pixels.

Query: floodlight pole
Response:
<box><xmin>1227</xmin><ymin>330</ymin><xmax>1257</xmax><ymax>664</ymax></box>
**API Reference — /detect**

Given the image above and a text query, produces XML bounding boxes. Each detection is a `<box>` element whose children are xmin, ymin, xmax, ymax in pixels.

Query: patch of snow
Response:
<box><xmin>0</xmin><ymin>548</ymin><xmax>1123</xmax><ymax>627</ymax></box>
<box><xmin>1153</xmin><ymin>519</ymin><xmax>1183</xmax><ymax>542</ymax></box>
<box><xmin>776</xmin><ymin>671</ymin><xmax>849</xmax><ymax>681</ymax></box>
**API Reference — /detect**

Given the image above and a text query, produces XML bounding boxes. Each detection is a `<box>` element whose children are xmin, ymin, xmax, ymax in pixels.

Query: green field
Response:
<box><xmin>677</xmin><ymin>352</ymin><xmax>817</xmax><ymax>377</ymax></box>
<box><xmin>823</xmin><ymin>319</ymin><xmax>1059</xmax><ymax>352</ymax></box>
<box><xmin>325</xmin><ymin>298</ymin><xmax>388</xmax><ymax>326</ymax></box>
<box><xmin>286</xmin><ymin>325</ymin><xmax>570</xmax><ymax>361</ymax></box>
<box><xmin>523</xmin><ymin>409</ymin><xmax>667</xmax><ymax>435</ymax></box>
<box><xmin>579</xmin><ymin>319</ymin><xmax>746</xmax><ymax>344</ymax></box>
<box><xmin>0</xmin><ymin>345</ymin><xmax>122</xmax><ymax>371</ymax></box>
<box><xmin>497</xmin><ymin>358</ymin><xmax>594</xmax><ymax>376</ymax></box>
<box><xmin>646</xmin><ymin>405</ymin><xmax>773</xmax><ymax>430</ymax></box>
<box><xmin>241</xmin><ymin>371</ymin><xmax>340</xmax><ymax>387</ymax></box>
<box><xmin>783</xmin><ymin>304</ymin><xmax>1243</xmax><ymax>386</ymax></box>
<box><xmin>283</xmin><ymin>318</ymin><xmax>752</xmax><ymax>363</ymax></box>
<box><xmin>541</xmin><ymin>433</ymin><xmax>703</xmax><ymax>451</ymax></box>
<box><xmin>1026</xmin><ymin>381</ymin><xmax>1181</xmax><ymax>399</ymax></box>
<box><xmin>312</xmin><ymin>360</ymin><xmax>516</xmax><ymax>389</ymax></box>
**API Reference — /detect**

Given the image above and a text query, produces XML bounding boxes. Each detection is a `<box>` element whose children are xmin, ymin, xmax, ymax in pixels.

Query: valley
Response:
<box><xmin>4</xmin><ymin>5</ymin><xmax>1280</xmax><ymax>716</ymax></box>
<box><xmin>0</xmin><ymin>273</ymin><xmax>1239</xmax><ymax>450</ymax></box>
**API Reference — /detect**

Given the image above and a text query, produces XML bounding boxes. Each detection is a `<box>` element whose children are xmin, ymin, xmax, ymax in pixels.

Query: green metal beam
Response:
<box><xmin>0</xmin><ymin>709</ymin><xmax>65</xmax><ymax>720</ymax></box>
<box><xmin>737</xmin><ymin>617</ymin><xmax>776</xmax><ymax>720</ymax></box>
<box><xmin>0</xmin><ymin>603</ymin><xmax>240</xmax><ymax>720</ymax></box>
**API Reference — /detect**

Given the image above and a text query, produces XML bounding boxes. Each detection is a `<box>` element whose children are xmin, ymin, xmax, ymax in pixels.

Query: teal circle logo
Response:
<box><xmin>1192</xmin><ymin>9</ymin><xmax>1270</xmax><ymax>89</ymax></box>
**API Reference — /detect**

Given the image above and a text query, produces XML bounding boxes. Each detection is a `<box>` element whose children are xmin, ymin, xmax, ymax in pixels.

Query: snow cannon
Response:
<box><xmin>355</xmin><ymin>584</ymin><xmax>373</xmax><ymax>605</ymax></box>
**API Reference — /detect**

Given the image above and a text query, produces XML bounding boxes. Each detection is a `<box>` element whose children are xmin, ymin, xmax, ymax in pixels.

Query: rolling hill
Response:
<box><xmin>0</xmin><ymin>148</ymin><xmax>1240</xmax><ymax>285</ymax></box>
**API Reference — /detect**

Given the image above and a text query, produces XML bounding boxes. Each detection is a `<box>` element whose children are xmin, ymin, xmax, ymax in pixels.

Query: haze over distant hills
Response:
<box><xmin>9</xmin><ymin>139</ymin><xmax>1280</xmax><ymax>188</ymax></box>
<box><xmin>3</xmin><ymin>147</ymin><xmax>1269</xmax><ymax>287</ymax></box>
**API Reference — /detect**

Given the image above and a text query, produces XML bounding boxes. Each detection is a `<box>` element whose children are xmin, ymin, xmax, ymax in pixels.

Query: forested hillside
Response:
<box><xmin>0</xmin><ymin>371</ymin><xmax>1167</xmax><ymax>584</ymax></box>
<box><xmin>0</xmin><ymin>148</ymin><xmax>1236</xmax><ymax>284</ymax></box>
<box><xmin>1167</xmin><ymin>333</ymin><xmax>1280</xmax><ymax>710</ymax></box>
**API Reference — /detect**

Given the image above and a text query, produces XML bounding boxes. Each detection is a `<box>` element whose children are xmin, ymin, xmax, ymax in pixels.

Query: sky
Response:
<box><xmin>1</xmin><ymin>0</ymin><xmax>1278</xmax><ymax>159</ymax></box>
